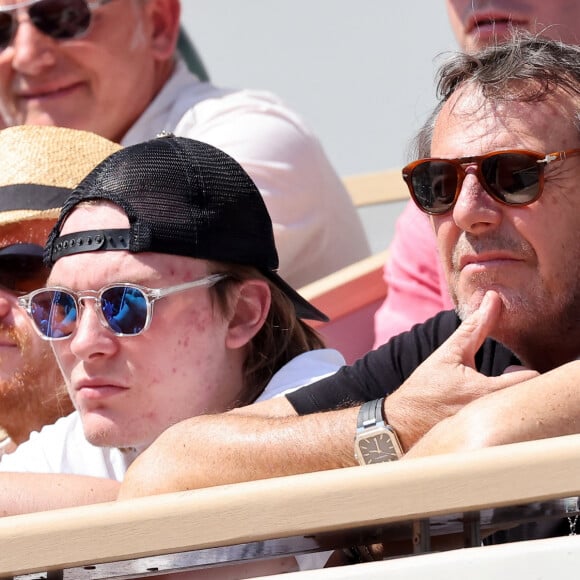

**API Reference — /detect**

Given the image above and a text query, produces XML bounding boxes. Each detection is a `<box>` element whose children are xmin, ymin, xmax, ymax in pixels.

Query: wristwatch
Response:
<box><xmin>354</xmin><ymin>398</ymin><xmax>403</xmax><ymax>465</ymax></box>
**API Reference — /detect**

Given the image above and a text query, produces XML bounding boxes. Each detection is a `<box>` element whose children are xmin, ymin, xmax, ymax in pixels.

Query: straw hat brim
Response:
<box><xmin>0</xmin><ymin>208</ymin><xmax>62</xmax><ymax>227</ymax></box>
<box><xmin>0</xmin><ymin>125</ymin><xmax>122</xmax><ymax>228</ymax></box>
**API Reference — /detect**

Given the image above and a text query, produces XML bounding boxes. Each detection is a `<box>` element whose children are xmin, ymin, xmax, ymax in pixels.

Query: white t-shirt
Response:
<box><xmin>122</xmin><ymin>60</ymin><xmax>370</xmax><ymax>288</ymax></box>
<box><xmin>0</xmin><ymin>349</ymin><xmax>344</xmax><ymax>478</ymax></box>
<box><xmin>0</xmin><ymin>349</ymin><xmax>343</xmax><ymax>573</ymax></box>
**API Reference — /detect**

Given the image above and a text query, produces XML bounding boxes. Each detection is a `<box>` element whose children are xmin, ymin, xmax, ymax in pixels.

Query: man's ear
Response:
<box><xmin>144</xmin><ymin>0</ymin><xmax>181</xmax><ymax>61</ymax></box>
<box><xmin>225</xmin><ymin>280</ymin><xmax>271</xmax><ymax>350</ymax></box>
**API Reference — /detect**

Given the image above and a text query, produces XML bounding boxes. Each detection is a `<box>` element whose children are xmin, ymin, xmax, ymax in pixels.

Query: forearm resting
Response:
<box><xmin>407</xmin><ymin>360</ymin><xmax>580</xmax><ymax>458</ymax></box>
<box><xmin>0</xmin><ymin>472</ymin><xmax>120</xmax><ymax>517</ymax></box>
<box><xmin>119</xmin><ymin>407</ymin><xmax>359</xmax><ymax>499</ymax></box>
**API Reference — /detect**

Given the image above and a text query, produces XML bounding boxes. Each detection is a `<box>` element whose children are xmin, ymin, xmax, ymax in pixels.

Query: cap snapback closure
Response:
<box><xmin>50</xmin><ymin>228</ymin><xmax>130</xmax><ymax>263</ymax></box>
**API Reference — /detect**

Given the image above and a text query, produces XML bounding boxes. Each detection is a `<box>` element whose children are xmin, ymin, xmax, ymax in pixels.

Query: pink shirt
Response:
<box><xmin>373</xmin><ymin>200</ymin><xmax>454</xmax><ymax>348</ymax></box>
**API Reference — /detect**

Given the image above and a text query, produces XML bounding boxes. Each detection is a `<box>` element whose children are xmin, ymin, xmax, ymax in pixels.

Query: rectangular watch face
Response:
<box><xmin>355</xmin><ymin>429</ymin><xmax>402</xmax><ymax>465</ymax></box>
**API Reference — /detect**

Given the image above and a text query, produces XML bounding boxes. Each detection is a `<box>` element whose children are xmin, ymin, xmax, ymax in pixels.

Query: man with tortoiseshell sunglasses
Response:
<box><xmin>374</xmin><ymin>0</ymin><xmax>580</xmax><ymax>347</ymax></box>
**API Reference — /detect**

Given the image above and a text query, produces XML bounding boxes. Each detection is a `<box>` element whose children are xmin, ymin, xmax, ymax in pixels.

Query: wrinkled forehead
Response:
<box><xmin>432</xmin><ymin>85</ymin><xmax>580</xmax><ymax>156</ymax></box>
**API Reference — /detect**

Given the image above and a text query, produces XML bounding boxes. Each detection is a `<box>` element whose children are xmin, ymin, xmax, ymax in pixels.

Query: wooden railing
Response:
<box><xmin>2</xmin><ymin>434</ymin><xmax>580</xmax><ymax>579</ymax></box>
<box><xmin>342</xmin><ymin>168</ymin><xmax>409</xmax><ymax>208</ymax></box>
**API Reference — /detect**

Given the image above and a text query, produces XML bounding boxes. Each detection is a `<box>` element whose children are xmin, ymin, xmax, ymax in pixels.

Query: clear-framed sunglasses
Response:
<box><xmin>18</xmin><ymin>273</ymin><xmax>228</xmax><ymax>340</ymax></box>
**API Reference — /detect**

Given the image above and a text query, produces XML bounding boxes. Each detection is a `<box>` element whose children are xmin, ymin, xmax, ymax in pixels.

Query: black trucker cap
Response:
<box><xmin>46</xmin><ymin>134</ymin><xmax>328</xmax><ymax>322</ymax></box>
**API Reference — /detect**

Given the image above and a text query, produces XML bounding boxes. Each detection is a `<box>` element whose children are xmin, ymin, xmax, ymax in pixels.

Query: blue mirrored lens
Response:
<box><xmin>31</xmin><ymin>290</ymin><xmax>77</xmax><ymax>338</ymax></box>
<box><xmin>101</xmin><ymin>286</ymin><xmax>148</xmax><ymax>335</ymax></box>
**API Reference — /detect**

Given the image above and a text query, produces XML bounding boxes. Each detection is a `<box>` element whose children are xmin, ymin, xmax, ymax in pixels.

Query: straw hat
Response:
<box><xmin>0</xmin><ymin>125</ymin><xmax>122</xmax><ymax>227</ymax></box>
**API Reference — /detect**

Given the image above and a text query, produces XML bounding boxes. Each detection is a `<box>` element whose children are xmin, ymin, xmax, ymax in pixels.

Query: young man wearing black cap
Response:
<box><xmin>0</xmin><ymin>134</ymin><xmax>342</xmax><ymax>540</ymax></box>
<box><xmin>0</xmin><ymin>125</ymin><xmax>121</xmax><ymax>454</ymax></box>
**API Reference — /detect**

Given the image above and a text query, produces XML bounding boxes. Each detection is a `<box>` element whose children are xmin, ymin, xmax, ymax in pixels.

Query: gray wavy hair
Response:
<box><xmin>410</xmin><ymin>32</ymin><xmax>580</xmax><ymax>160</ymax></box>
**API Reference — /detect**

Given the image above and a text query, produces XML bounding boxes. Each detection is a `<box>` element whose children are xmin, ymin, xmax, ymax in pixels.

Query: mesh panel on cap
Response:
<box><xmin>51</xmin><ymin>136</ymin><xmax>279</xmax><ymax>269</ymax></box>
